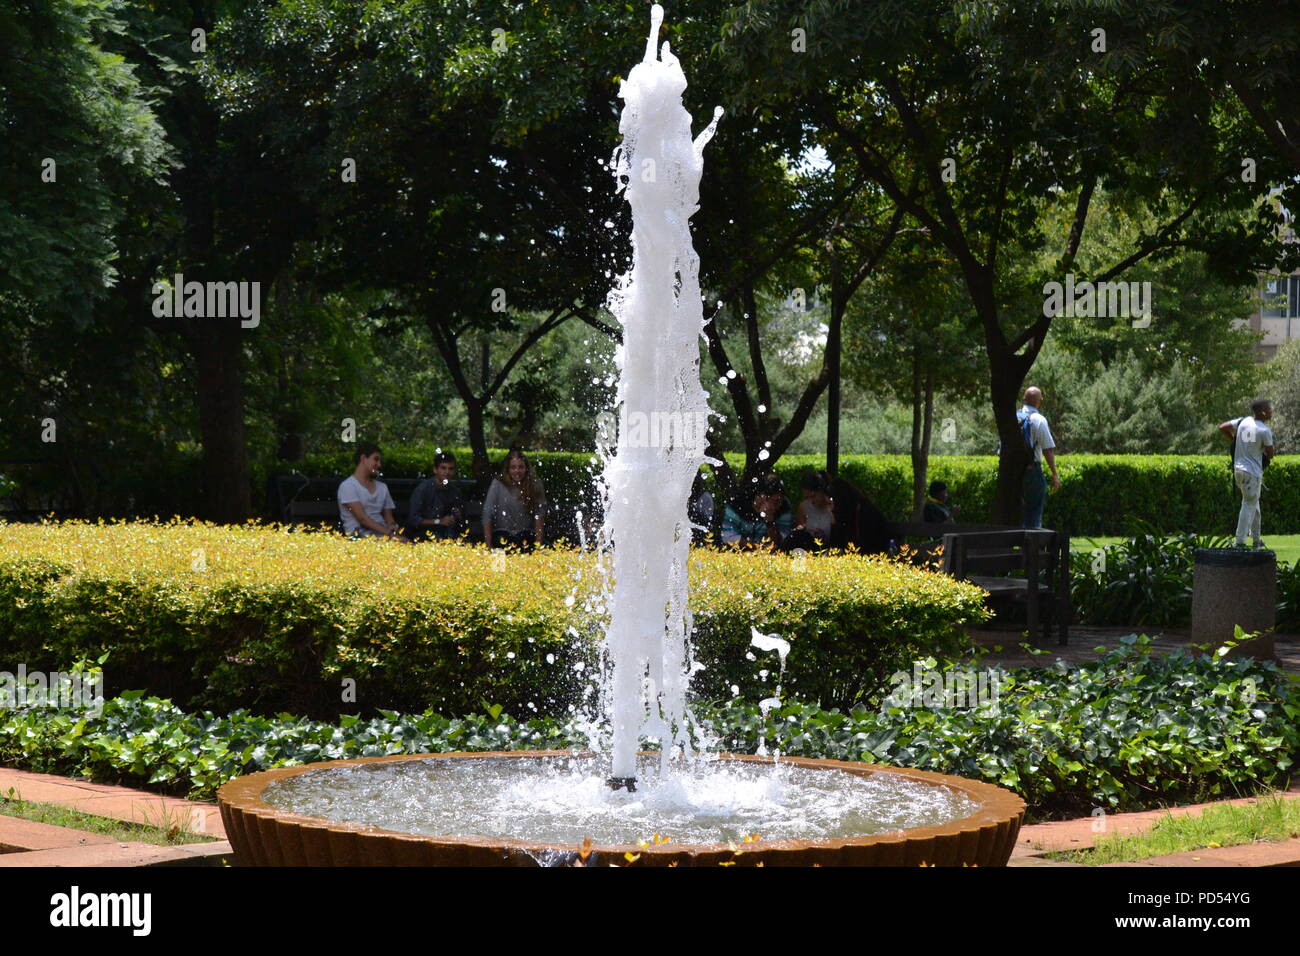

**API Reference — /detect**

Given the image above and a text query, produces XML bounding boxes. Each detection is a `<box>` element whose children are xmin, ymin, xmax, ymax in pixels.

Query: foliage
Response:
<box><xmin>0</xmin><ymin>521</ymin><xmax>989</xmax><ymax>718</ymax></box>
<box><xmin>1071</xmin><ymin>526</ymin><xmax>1235</xmax><ymax>626</ymax></box>
<box><xmin>1263</xmin><ymin>338</ymin><xmax>1300</xmax><ymax>455</ymax></box>
<box><xmin>1276</xmin><ymin>560</ymin><xmax>1300</xmax><ymax>633</ymax></box>
<box><xmin>1036</xmin><ymin>353</ymin><xmax>1208</xmax><ymax>454</ymax></box>
<box><xmin>2</xmin><ymin>639</ymin><xmax>1294</xmax><ymax>819</ymax></box>
<box><xmin>254</xmin><ymin>448</ymin><xmax>1300</xmax><ymax>538</ymax></box>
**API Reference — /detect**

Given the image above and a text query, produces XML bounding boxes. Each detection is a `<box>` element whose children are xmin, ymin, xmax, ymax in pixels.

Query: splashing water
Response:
<box><xmin>750</xmin><ymin>627</ymin><xmax>791</xmax><ymax>757</ymax></box>
<box><xmin>599</xmin><ymin>3</ymin><xmax>723</xmax><ymax>783</ymax></box>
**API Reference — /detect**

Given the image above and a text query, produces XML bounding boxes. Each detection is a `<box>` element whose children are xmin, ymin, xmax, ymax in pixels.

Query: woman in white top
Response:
<box><xmin>482</xmin><ymin>449</ymin><xmax>546</xmax><ymax>551</ymax></box>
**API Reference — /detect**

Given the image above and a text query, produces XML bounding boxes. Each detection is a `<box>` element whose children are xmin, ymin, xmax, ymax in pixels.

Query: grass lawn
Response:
<box><xmin>0</xmin><ymin>789</ymin><xmax>218</xmax><ymax>846</ymax></box>
<box><xmin>1073</xmin><ymin>534</ymin><xmax>1300</xmax><ymax>567</ymax></box>
<box><xmin>1046</xmin><ymin>796</ymin><xmax>1300</xmax><ymax>865</ymax></box>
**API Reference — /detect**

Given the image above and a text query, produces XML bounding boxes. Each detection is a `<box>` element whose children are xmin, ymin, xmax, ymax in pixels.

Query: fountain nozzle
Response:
<box><xmin>606</xmin><ymin>777</ymin><xmax>637</xmax><ymax>793</ymax></box>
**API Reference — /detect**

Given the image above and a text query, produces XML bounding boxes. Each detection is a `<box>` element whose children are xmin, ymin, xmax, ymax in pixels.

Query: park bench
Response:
<box><xmin>940</xmin><ymin>528</ymin><xmax>1070</xmax><ymax>645</ymax></box>
<box><xmin>267</xmin><ymin>474</ymin><xmax>484</xmax><ymax>539</ymax></box>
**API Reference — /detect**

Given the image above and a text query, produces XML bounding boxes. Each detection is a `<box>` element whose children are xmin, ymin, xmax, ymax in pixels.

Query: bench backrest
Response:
<box><xmin>270</xmin><ymin>476</ymin><xmax>482</xmax><ymax>526</ymax></box>
<box><xmin>941</xmin><ymin>529</ymin><xmax>1064</xmax><ymax>581</ymax></box>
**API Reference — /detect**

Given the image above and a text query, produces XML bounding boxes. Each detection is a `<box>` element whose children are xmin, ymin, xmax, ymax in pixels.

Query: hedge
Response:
<box><xmin>258</xmin><ymin>447</ymin><xmax>1300</xmax><ymax>536</ymax></box>
<box><xmin>0</xmin><ymin>521</ymin><xmax>990</xmax><ymax>719</ymax></box>
<box><xmin>3</xmin><ymin>638</ymin><xmax>1294</xmax><ymax>818</ymax></box>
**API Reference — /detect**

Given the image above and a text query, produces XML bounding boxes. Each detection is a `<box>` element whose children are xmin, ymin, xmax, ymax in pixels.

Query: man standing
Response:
<box><xmin>1018</xmin><ymin>386</ymin><xmax>1060</xmax><ymax>529</ymax></box>
<box><xmin>1219</xmin><ymin>399</ymin><xmax>1275</xmax><ymax>548</ymax></box>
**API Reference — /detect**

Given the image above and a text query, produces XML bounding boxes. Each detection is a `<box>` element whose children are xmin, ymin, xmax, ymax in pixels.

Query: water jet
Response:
<box><xmin>216</xmin><ymin>5</ymin><xmax>1025</xmax><ymax>866</ymax></box>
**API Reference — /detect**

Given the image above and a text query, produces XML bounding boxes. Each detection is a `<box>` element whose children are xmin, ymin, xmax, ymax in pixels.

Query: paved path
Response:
<box><xmin>1010</xmin><ymin>777</ymin><xmax>1300</xmax><ymax>867</ymax></box>
<box><xmin>0</xmin><ymin>767</ymin><xmax>229</xmax><ymax>866</ymax></box>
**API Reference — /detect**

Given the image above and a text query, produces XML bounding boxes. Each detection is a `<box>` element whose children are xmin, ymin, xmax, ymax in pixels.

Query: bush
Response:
<box><xmin>1072</xmin><ymin>526</ymin><xmax>1295</xmax><ymax>628</ymax></box>
<box><xmin>3</xmin><ymin>638</ymin><xmax>1294</xmax><ymax>818</ymax></box>
<box><xmin>0</xmin><ymin>521</ymin><xmax>989</xmax><ymax>718</ymax></box>
<box><xmin>255</xmin><ymin>449</ymin><xmax>1300</xmax><ymax>537</ymax></box>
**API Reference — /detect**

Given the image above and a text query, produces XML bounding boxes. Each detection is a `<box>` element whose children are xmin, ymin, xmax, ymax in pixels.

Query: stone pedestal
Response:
<box><xmin>1191</xmin><ymin>548</ymin><xmax>1276</xmax><ymax>660</ymax></box>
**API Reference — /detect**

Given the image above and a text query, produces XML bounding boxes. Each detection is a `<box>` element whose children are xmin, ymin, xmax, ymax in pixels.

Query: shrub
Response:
<box><xmin>1278</xmin><ymin>561</ymin><xmax>1300</xmax><ymax>633</ymax></box>
<box><xmin>1072</xmin><ymin>526</ymin><xmax>1295</xmax><ymax>628</ymax></box>
<box><xmin>0</xmin><ymin>521</ymin><xmax>989</xmax><ymax>718</ymax></box>
<box><xmin>1071</xmin><ymin>526</ymin><xmax>1233</xmax><ymax>626</ymax></box>
<box><xmin>2</xmin><ymin>638</ymin><xmax>1293</xmax><ymax>818</ymax></box>
<box><xmin>253</xmin><ymin>449</ymin><xmax>1300</xmax><ymax>536</ymax></box>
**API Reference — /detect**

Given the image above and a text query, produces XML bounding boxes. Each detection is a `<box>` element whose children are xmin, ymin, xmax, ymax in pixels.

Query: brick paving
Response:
<box><xmin>1009</xmin><ymin>778</ymin><xmax>1300</xmax><ymax>867</ymax></box>
<box><xmin>0</xmin><ymin>767</ymin><xmax>229</xmax><ymax>866</ymax></box>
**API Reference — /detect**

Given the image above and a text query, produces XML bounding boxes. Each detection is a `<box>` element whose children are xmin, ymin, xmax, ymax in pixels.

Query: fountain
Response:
<box><xmin>216</xmin><ymin>5</ymin><xmax>1025</xmax><ymax>866</ymax></box>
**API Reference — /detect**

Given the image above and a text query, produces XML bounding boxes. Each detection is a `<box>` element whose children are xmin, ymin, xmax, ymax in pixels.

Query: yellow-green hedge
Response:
<box><xmin>0</xmin><ymin>521</ymin><xmax>990</xmax><ymax>716</ymax></box>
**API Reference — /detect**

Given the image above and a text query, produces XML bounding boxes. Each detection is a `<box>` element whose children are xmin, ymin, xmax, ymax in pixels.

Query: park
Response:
<box><xmin>1</xmin><ymin>0</ymin><xmax>1299</xmax><ymax>906</ymax></box>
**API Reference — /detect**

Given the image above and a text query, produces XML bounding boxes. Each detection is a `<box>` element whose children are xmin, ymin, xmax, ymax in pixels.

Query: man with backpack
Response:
<box><xmin>1219</xmin><ymin>399</ymin><xmax>1275</xmax><ymax>549</ymax></box>
<box><xmin>1018</xmin><ymin>386</ymin><xmax>1060</xmax><ymax>529</ymax></box>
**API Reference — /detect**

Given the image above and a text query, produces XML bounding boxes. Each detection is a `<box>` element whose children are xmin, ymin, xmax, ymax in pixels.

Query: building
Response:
<box><xmin>1242</xmin><ymin>271</ymin><xmax>1300</xmax><ymax>360</ymax></box>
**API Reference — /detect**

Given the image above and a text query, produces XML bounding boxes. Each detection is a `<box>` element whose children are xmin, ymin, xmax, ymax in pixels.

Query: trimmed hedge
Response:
<box><xmin>0</xmin><ymin>521</ymin><xmax>989</xmax><ymax>718</ymax></box>
<box><xmin>260</xmin><ymin>447</ymin><xmax>1300</xmax><ymax>536</ymax></box>
<box><xmin>2</xmin><ymin>638</ymin><xmax>1294</xmax><ymax>818</ymax></box>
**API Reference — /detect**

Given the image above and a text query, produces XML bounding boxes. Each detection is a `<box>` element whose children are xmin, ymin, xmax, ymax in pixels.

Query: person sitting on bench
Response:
<box><xmin>722</xmin><ymin>473</ymin><xmax>793</xmax><ymax>549</ymax></box>
<box><xmin>783</xmin><ymin>470</ymin><xmax>835</xmax><ymax>553</ymax></box>
<box><xmin>923</xmin><ymin>480</ymin><xmax>960</xmax><ymax>524</ymax></box>
<box><xmin>338</xmin><ymin>443</ymin><xmax>401</xmax><ymax>539</ymax></box>
<box><xmin>482</xmin><ymin>449</ymin><xmax>546</xmax><ymax>551</ymax></box>
<box><xmin>405</xmin><ymin>451</ymin><xmax>466</xmax><ymax>541</ymax></box>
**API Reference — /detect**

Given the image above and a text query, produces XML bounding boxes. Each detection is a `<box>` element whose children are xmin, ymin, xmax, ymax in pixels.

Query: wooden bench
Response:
<box><xmin>941</xmin><ymin>529</ymin><xmax>1070</xmax><ymax>645</ymax></box>
<box><xmin>267</xmin><ymin>475</ymin><xmax>483</xmax><ymax>536</ymax></box>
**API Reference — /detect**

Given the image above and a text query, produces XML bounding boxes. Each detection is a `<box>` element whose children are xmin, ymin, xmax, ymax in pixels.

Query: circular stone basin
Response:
<box><xmin>217</xmin><ymin>751</ymin><xmax>1025</xmax><ymax>867</ymax></box>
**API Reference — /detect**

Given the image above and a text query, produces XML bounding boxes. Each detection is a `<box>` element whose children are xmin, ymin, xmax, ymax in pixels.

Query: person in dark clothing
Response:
<box><xmin>922</xmin><ymin>480</ymin><xmax>960</xmax><ymax>524</ymax></box>
<box><xmin>721</xmin><ymin>473</ymin><xmax>793</xmax><ymax>549</ymax></box>
<box><xmin>404</xmin><ymin>452</ymin><xmax>466</xmax><ymax>541</ymax></box>
<box><xmin>782</xmin><ymin>470</ymin><xmax>835</xmax><ymax>553</ymax></box>
<box><xmin>826</xmin><ymin>476</ymin><xmax>891</xmax><ymax>555</ymax></box>
<box><xmin>688</xmin><ymin>470</ymin><xmax>715</xmax><ymax>546</ymax></box>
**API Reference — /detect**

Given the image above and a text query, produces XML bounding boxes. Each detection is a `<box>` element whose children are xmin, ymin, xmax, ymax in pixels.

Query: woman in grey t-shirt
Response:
<box><xmin>482</xmin><ymin>450</ymin><xmax>546</xmax><ymax>551</ymax></box>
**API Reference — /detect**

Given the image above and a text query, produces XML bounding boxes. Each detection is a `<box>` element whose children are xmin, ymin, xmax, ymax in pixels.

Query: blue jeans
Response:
<box><xmin>1022</xmin><ymin>462</ymin><xmax>1046</xmax><ymax>529</ymax></box>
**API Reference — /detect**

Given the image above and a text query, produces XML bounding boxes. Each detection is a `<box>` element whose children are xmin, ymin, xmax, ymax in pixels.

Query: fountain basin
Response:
<box><xmin>217</xmin><ymin>751</ymin><xmax>1025</xmax><ymax>866</ymax></box>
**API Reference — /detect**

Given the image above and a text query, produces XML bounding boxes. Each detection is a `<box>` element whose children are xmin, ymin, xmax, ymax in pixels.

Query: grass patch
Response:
<box><xmin>1047</xmin><ymin>795</ymin><xmax>1300</xmax><ymax>865</ymax></box>
<box><xmin>0</xmin><ymin>788</ymin><xmax>218</xmax><ymax>846</ymax></box>
<box><xmin>1074</xmin><ymin>535</ymin><xmax>1300</xmax><ymax>567</ymax></box>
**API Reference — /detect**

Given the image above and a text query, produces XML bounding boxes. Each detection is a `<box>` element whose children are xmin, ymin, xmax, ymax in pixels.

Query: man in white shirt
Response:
<box><xmin>1018</xmin><ymin>386</ymin><xmax>1060</xmax><ymax>529</ymax></box>
<box><xmin>338</xmin><ymin>443</ymin><xmax>400</xmax><ymax>538</ymax></box>
<box><xmin>1219</xmin><ymin>399</ymin><xmax>1275</xmax><ymax>548</ymax></box>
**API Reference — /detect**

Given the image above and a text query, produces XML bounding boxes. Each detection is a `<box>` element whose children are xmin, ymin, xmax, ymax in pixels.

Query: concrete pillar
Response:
<box><xmin>1191</xmin><ymin>548</ymin><xmax>1276</xmax><ymax>660</ymax></box>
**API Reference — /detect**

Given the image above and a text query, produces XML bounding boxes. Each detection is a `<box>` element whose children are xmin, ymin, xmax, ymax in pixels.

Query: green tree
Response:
<box><xmin>723</xmin><ymin>0</ymin><xmax>1290</xmax><ymax>522</ymax></box>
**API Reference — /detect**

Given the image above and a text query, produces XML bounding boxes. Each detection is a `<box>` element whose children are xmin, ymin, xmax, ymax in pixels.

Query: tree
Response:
<box><xmin>0</xmin><ymin>0</ymin><xmax>178</xmax><ymax>515</ymax></box>
<box><xmin>845</xmin><ymin>238</ymin><xmax>985</xmax><ymax>517</ymax></box>
<box><xmin>723</xmin><ymin>0</ymin><xmax>1290</xmax><ymax>521</ymax></box>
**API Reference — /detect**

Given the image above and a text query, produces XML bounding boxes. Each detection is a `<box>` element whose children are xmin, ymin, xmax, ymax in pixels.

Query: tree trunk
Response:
<box><xmin>465</xmin><ymin>399</ymin><xmax>489</xmax><ymax>480</ymax></box>
<box><xmin>195</xmin><ymin>318</ymin><xmax>251</xmax><ymax>522</ymax></box>
<box><xmin>989</xmin><ymin>347</ymin><xmax>1030</xmax><ymax>524</ymax></box>
<box><xmin>917</xmin><ymin>368</ymin><xmax>934</xmax><ymax>518</ymax></box>
<box><xmin>826</xmin><ymin>244</ymin><xmax>843</xmax><ymax>478</ymax></box>
<box><xmin>910</xmin><ymin>352</ymin><xmax>924</xmax><ymax>520</ymax></box>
